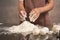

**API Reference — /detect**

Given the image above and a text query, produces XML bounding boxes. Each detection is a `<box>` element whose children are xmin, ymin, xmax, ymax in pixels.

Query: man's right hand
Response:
<box><xmin>19</xmin><ymin>10</ymin><xmax>27</xmax><ymax>21</ymax></box>
<box><xmin>19</xmin><ymin>0</ymin><xmax>27</xmax><ymax>21</ymax></box>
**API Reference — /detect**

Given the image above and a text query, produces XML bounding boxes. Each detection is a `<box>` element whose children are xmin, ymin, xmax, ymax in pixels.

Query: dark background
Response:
<box><xmin>0</xmin><ymin>0</ymin><xmax>60</xmax><ymax>25</ymax></box>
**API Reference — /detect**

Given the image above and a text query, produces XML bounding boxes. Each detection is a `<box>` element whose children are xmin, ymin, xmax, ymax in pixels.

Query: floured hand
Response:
<box><xmin>29</xmin><ymin>8</ymin><xmax>41</xmax><ymax>22</ymax></box>
<box><xmin>19</xmin><ymin>10</ymin><xmax>27</xmax><ymax>21</ymax></box>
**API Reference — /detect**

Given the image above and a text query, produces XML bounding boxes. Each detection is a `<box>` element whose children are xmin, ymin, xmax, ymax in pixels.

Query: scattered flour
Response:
<box><xmin>52</xmin><ymin>24</ymin><xmax>60</xmax><ymax>34</ymax></box>
<box><xmin>40</xmin><ymin>27</ymin><xmax>49</xmax><ymax>35</ymax></box>
<box><xmin>6</xmin><ymin>21</ymin><xmax>38</xmax><ymax>36</ymax></box>
<box><xmin>5</xmin><ymin>21</ymin><xmax>60</xmax><ymax>36</ymax></box>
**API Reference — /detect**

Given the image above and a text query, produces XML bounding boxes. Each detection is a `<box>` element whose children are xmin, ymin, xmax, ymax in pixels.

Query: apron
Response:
<box><xmin>24</xmin><ymin>0</ymin><xmax>53</xmax><ymax>28</ymax></box>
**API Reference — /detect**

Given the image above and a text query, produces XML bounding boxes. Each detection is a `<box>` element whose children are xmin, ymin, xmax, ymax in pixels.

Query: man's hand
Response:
<box><xmin>18</xmin><ymin>0</ymin><xmax>27</xmax><ymax>21</ymax></box>
<box><xmin>29</xmin><ymin>8</ymin><xmax>41</xmax><ymax>22</ymax></box>
<box><xmin>19</xmin><ymin>10</ymin><xmax>27</xmax><ymax>21</ymax></box>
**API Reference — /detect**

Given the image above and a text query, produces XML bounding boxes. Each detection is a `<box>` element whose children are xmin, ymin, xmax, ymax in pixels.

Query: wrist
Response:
<box><xmin>19</xmin><ymin>7</ymin><xmax>25</xmax><ymax>11</ymax></box>
<box><xmin>38</xmin><ymin>7</ymin><xmax>44</xmax><ymax>13</ymax></box>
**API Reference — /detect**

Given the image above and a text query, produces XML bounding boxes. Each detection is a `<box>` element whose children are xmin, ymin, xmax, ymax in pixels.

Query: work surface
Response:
<box><xmin>0</xmin><ymin>21</ymin><xmax>60</xmax><ymax>40</ymax></box>
<box><xmin>0</xmin><ymin>28</ymin><xmax>58</xmax><ymax>40</ymax></box>
<box><xmin>0</xmin><ymin>26</ymin><xmax>59</xmax><ymax>40</ymax></box>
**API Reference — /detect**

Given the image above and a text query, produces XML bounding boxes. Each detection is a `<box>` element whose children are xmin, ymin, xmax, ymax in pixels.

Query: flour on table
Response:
<box><xmin>6</xmin><ymin>21</ymin><xmax>38</xmax><ymax>36</ymax></box>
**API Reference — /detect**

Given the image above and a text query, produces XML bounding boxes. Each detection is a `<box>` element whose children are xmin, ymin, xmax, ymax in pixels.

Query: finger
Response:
<box><xmin>32</xmin><ymin>14</ymin><xmax>39</xmax><ymax>22</ymax></box>
<box><xmin>20</xmin><ymin>11</ymin><xmax>27</xmax><ymax>18</ymax></box>
<box><xmin>32</xmin><ymin>17</ymin><xmax>36</xmax><ymax>22</ymax></box>
<box><xmin>32</xmin><ymin>14</ymin><xmax>36</xmax><ymax>22</ymax></box>
<box><xmin>29</xmin><ymin>18</ymin><xmax>33</xmax><ymax>22</ymax></box>
<box><xmin>19</xmin><ymin>11</ymin><xmax>26</xmax><ymax>19</ymax></box>
<box><xmin>19</xmin><ymin>14</ymin><xmax>26</xmax><ymax>21</ymax></box>
<box><xmin>29</xmin><ymin>11</ymin><xmax>35</xmax><ymax>18</ymax></box>
<box><xmin>19</xmin><ymin>11</ymin><xmax>27</xmax><ymax>21</ymax></box>
<box><xmin>29</xmin><ymin>13</ymin><xmax>36</xmax><ymax>22</ymax></box>
<box><xmin>19</xmin><ymin>11</ymin><xmax>24</xmax><ymax>17</ymax></box>
<box><xmin>29</xmin><ymin>13</ymin><xmax>35</xmax><ymax>22</ymax></box>
<box><xmin>23</xmin><ymin>11</ymin><xmax>27</xmax><ymax>18</ymax></box>
<box><xmin>19</xmin><ymin>13</ymin><xmax>24</xmax><ymax>19</ymax></box>
<box><xmin>33</xmin><ymin>17</ymin><xmax>37</xmax><ymax>22</ymax></box>
<box><xmin>29</xmin><ymin>12</ymin><xmax>35</xmax><ymax>22</ymax></box>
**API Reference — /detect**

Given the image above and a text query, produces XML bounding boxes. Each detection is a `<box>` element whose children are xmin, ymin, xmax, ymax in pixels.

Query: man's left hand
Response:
<box><xmin>29</xmin><ymin>8</ymin><xmax>41</xmax><ymax>22</ymax></box>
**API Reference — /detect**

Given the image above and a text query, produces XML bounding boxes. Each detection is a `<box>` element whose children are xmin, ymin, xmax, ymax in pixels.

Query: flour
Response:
<box><xmin>52</xmin><ymin>24</ymin><xmax>60</xmax><ymax>34</ymax></box>
<box><xmin>40</xmin><ymin>27</ymin><xmax>49</xmax><ymax>35</ymax></box>
<box><xmin>6</xmin><ymin>21</ymin><xmax>50</xmax><ymax>36</ymax></box>
<box><xmin>6</xmin><ymin>21</ymin><xmax>60</xmax><ymax>36</ymax></box>
<box><xmin>6</xmin><ymin>21</ymin><xmax>39</xmax><ymax>36</ymax></box>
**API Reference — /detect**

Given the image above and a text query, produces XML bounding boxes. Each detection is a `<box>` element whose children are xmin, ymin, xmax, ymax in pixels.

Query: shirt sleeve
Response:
<box><xmin>19</xmin><ymin>0</ymin><xmax>24</xmax><ymax>1</ymax></box>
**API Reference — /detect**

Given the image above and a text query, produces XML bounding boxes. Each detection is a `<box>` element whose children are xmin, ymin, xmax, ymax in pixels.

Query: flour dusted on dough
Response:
<box><xmin>32</xmin><ymin>27</ymin><xmax>40</xmax><ymax>35</ymax></box>
<box><xmin>6</xmin><ymin>21</ymin><xmax>60</xmax><ymax>36</ymax></box>
<box><xmin>7</xmin><ymin>21</ymin><xmax>38</xmax><ymax>36</ymax></box>
<box><xmin>52</xmin><ymin>25</ymin><xmax>60</xmax><ymax>34</ymax></box>
<box><xmin>6</xmin><ymin>21</ymin><xmax>50</xmax><ymax>36</ymax></box>
<box><xmin>40</xmin><ymin>27</ymin><xmax>49</xmax><ymax>35</ymax></box>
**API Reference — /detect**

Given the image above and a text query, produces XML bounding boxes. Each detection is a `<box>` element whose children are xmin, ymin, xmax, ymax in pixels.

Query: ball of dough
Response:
<box><xmin>52</xmin><ymin>25</ymin><xmax>60</xmax><ymax>34</ymax></box>
<box><xmin>40</xmin><ymin>27</ymin><xmax>49</xmax><ymax>35</ymax></box>
<box><xmin>32</xmin><ymin>27</ymin><xmax>40</xmax><ymax>35</ymax></box>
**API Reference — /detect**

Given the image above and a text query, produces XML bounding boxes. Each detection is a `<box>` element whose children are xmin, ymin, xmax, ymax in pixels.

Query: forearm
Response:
<box><xmin>39</xmin><ymin>0</ymin><xmax>54</xmax><ymax>13</ymax></box>
<box><xmin>18</xmin><ymin>0</ymin><xmax>25</xmax><ymax>11</ymax></box>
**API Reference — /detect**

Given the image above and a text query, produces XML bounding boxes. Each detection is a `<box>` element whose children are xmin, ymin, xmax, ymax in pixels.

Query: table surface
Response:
<box><xmin>0</xmin><ymin>26</ymin><xmax>59</xmax><ymax>40</ymax></box>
